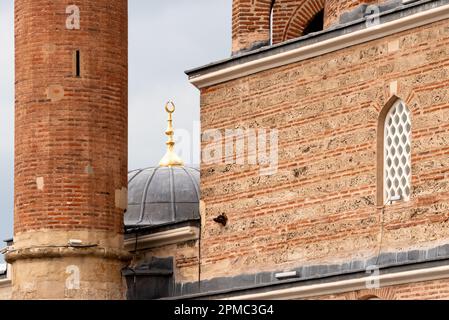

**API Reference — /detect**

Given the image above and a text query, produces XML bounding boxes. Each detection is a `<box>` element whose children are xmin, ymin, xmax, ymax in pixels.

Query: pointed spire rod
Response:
<box><xmin>159</xmin><ymin>101</ymin><xmax>184</xmax><ymax>167</ymax></box>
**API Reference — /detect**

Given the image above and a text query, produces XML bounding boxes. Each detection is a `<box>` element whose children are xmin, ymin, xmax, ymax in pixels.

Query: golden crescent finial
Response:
<box><xmin>165</xmin><ymin>101</ymin><xmax>176</xmax><ymax>114</ymax></box>
<box><xmin>159</xmin><ymin>101</ymin><xmax>184</xmax><ymax>167</ymax></box>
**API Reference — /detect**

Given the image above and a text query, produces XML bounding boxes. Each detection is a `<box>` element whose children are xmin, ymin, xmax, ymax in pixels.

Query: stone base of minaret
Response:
<box><xmin>5</xmin><ymin>230</ymin><xmax>131</xmax><ymax>300</ymax></box>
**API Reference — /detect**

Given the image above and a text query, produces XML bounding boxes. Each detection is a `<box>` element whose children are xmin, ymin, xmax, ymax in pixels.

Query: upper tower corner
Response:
<box><xmin>232</xmin><ymin>0</ymin><xmax>396</xmax><ymax>55</ymax></box>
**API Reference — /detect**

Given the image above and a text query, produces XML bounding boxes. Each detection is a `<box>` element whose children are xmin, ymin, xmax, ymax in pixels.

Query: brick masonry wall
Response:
<box><xmin>199</xmin><ymin>19</ymin><xmax>449</xmax><ymax>281</ymax></box>
<box><xmin>232</xmin><ymin>0</ymin><xmax>272</xmax><ymax>53</ymax></box>
<box><xmin>232</xmin><ymin>0</ymin><xmax>327</xmax><ymax>53</ymax></box>
<box><xmin>271</xmin><ymin>0</ymin><xmax>325</xmax><ymax>44</ymax></box>
<box><xmin>324</xmin><ymin>0</ymin><xmax>390</xmax><ymax>28</ymax></box>
<box><xmin>14</xmin><ymin>0</ymin><xmax>128</xmax><ymax>235</ymax></box>
<box><xmin>311</xmin><ymin>277</ymin><xmax>449</xmax><ymax>299</ymax></box>
<box><xmin>232</xmin><ymin>0</ymin><xmax>392</xmax><ymax>53</ymax></box>
<box><xmin>132</xmin><ymin>240</ymin><xmax>200</xmax><ymax>284</ymax></box>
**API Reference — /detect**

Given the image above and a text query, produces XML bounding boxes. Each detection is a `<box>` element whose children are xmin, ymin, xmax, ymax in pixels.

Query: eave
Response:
<box><xmin>186</xmin><ymin>0</ymin><xmax>449</xmax><ymax>89</ymax></box>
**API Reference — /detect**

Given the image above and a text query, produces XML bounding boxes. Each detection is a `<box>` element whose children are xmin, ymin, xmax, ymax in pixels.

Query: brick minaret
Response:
<box><xmin>6</xmin><ymin>0</ymin><xmax>130</xmax><ymax>299</ymax></box>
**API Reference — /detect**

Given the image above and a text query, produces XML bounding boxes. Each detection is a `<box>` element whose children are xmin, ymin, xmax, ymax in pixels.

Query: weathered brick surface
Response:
<box><xmin>199</xmin><ymin>19</ymin><xmax>449</xmax><ymax>281</ymax></box>
<box><xmin>324</xmin><ymin>0</ymin><xmax>390</xmax><ymax>28</ymax></box>
<box><xmin>232</xmin><ymin>0</ymin><xmax>327</xmax><ymax>53</ymax></box>
<box><xmin>312</xmin><ymin>277</ymin><xmax>449</xmax><ymax>299</ymax></box>
<box><xmin>231</xmin><ymin>0</ymin><xmax>393</xmax><ymax>53</ymax></box>
<box><xmin>271</xmin><ymin>0</ymin><xmax>325</xmax><ymax>44</ymax></box>
<box><xmin>232</xmin><ymin>0</ymin><xmax>272</xmax><ymax>53</ymax></box>
<box><xmin>14</xmin><ymin>0</ymin><xmax>128</xmax><ymax>235</ymax></box>
<box><xmin>11</xmin><ymin>0</ymin><xmax>129</xmax><ymax>299</ymax></box>
<box><xmin>132</xmin><ymin>240</ymin><xmax>200</xmax><ymax>283</ymax></box>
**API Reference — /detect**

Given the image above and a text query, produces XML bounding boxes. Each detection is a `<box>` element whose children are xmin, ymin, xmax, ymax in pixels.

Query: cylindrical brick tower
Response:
<box><xmin>6</xmin><ymin>0</ymin><xmax>130</xmax><ymax>299</ymax></box>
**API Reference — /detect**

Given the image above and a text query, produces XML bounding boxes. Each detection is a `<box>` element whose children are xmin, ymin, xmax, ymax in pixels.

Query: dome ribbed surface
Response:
<box><xmin>126</xmin><ymin>167</ymin><xmax>200</xmax><ymax>227</ymax></box>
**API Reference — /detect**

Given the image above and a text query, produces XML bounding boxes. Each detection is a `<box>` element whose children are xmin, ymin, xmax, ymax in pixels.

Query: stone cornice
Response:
<box><xmin>124</xmin><ymin>226</ymin><xmax>200</xmax><ymax>251</ymax></box>
<box><xmin>0</xmin><ymin>279</ymin><xmax>11</xmax><ymax>289</ymax></box>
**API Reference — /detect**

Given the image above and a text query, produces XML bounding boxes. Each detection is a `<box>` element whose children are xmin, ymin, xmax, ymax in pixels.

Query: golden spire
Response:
<box><xmin>159</xmin><ymin>101</ymin><xmax>184</xmax><ymax>167</ymax></box>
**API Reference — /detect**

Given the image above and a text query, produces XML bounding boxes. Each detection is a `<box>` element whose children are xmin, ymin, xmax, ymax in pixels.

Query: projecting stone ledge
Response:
<box><xmin>4</xmin><ymin>246</ymin><xmax>132</xmax><ymax>263</ymax></box>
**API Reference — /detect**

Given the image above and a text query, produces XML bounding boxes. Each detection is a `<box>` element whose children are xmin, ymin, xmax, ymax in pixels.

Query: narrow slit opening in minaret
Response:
<box><xmin>75</xmin><ymin>50</ymin><xmax>81</xmax><ymax>77</ymax></box>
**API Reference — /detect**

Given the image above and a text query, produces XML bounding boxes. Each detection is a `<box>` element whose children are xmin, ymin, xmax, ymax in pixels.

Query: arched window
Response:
<box><xmin>383</xmin><ymin>100</ymin><xmax>412</xmax><ymax>203</ymax></box>
<box><xmin>270</xmin><ymin>0</ymin><xmax>325</xmax><ymax>44</ymax></box>
<box><xmin>302</xmin><ymin>9</ymin><xmax>324</xmax><ymax>36</ymax></box>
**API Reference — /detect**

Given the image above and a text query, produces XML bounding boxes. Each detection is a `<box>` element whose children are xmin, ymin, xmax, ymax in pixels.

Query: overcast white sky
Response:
<box><xmin>0</xmin><ymin>1</ymin><xmax>232</xmax><ymax>258</ymax></box>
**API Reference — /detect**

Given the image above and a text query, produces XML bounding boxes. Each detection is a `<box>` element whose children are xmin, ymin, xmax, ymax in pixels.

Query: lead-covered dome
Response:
<box><xmin>126</xmin><ymin>167</ymin><xmax>200</xmax><ymax>227</ymax></box>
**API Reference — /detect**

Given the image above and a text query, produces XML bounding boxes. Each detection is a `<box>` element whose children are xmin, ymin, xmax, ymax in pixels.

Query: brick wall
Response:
<box><xmin>233</xmin><ymin>0</ymin><xmax>327</xmax><ymax>53</ymax></box>
<box><xmin>324</xmin><ymin>0</ymin><xmax>390</xmax><ymax>28</ymax></box>
<box><xmin>271</xmin><ymin>0</ymin><xmax>325</xmax><ymax>44</ymax></box>
<box><xmin>14</xmin><ymin>0</ymin><xmax>128</xmax><ymax>235</ymax></box>
<box><xmin>232</xmin><ymin>0</ymin><xmax>273</xmax><ymax>53</ymax></box>
<box><xmin>232</xmin><ymin>0</ymin><xmax>392</xmax><ymax>53</ymax></box>
<box><xmin>199</xmin><ymin>19</ymin><xmax>449</xmax><ymax>281</ymax></box>
<box><xmin>11</xmin><ymin>1</ymin><xmax>129</xmax><ymax>299</ymax></box>
<box><xmin>311</xmin><ymin>277</ymin><xmax>449</xmax><ymax>299</ymax></box>
<box><xmin>132</xmin><ymin>240</ymin><xmax>200</xmax><ymax>284</ymax></box>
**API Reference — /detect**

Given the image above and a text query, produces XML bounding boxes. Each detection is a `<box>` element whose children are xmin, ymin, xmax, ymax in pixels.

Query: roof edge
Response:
<box><xmin>186</xmin><ymin>0</ymin><xmax>449</xmax><ymax>89</ymax></box>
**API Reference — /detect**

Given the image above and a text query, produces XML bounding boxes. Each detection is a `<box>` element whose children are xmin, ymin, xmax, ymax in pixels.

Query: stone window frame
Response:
<box><xmin>377</xmin><ymin>97</ymin><xmax>412</xmax><ymax>206</ymax></box>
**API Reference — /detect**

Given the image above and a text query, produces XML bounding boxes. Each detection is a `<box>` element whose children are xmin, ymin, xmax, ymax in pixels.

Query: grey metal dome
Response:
<box><xmin>125</xmin><ymin>166</ymin><xmax>200</xmax><ymax>227</ymax></box>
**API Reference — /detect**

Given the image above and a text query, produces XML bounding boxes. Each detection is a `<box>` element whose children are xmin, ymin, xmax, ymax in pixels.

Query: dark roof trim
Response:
<box><xmin>122</xmin><ymin>269</ymin><xmax>173</xmax><ymax>277</ymax></box>
<box><xmin>185</xmin><ymin>0</ymin><xmax>449</xmax><ymax>82</ymax></box>
<box><xmin>167</xmin><ymin>243</ymin><xmax>449</xmax><ymax>299</ymax></box>
<box><xmin>168</xmin><ymin>258</ymin><xmax>449</xmax><ymax>300</ymax></box>
<box><xmin>125</xmin><ymin>219</ymin><xmax>200</xmax><ymax>236</ymax></box>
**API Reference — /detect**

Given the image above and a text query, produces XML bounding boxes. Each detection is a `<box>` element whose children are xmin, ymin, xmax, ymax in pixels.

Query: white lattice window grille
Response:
<box><xmin>384</xmin><ymin>100</ymin><xmax>412</xmax><ymax>203</ymax></box>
